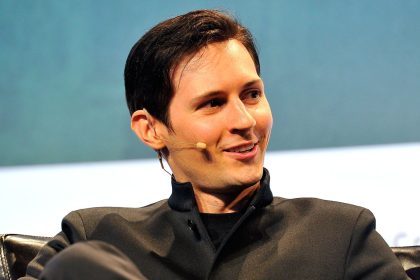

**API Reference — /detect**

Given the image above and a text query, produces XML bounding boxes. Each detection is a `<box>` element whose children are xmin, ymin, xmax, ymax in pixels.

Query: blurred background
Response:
<box><xmin>1</xmin><ymin>1</ymin><xmax>419</xmax><ymax>245</ymax></box>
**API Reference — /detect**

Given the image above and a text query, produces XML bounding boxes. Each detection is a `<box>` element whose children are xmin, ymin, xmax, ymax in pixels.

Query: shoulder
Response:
<box><xmin>266</xmin><ymin>198</ymin><xmax>407</xmax><ymax>278</ymax></box>
<box><xmin>70</xmin><ymin>199</ymin><xmax>168</xmax><ymax>219</ymax></box>
<box><xmin>62</xmin><ymin>199</ymin><xmax>169</xmax><ymax>239</ymax></box>
<box><xmin>272</xmin><ymin>196</ymin><xmax>369</xmax><ymax>217</ymax></box>
<box><xmin>270</xmin><ymin>197</ymin><xmax>374</xmax><ymax>234</ymax></box>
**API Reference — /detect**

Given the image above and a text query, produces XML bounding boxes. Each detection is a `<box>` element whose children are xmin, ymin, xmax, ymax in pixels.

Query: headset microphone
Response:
<box><xmin>143</xmin><ymin>108</ymin><xmax>207</xmax><ymax>151</ymax></box>
<box><xmin>164</xmin><ymin>141</ymin><xmax>207</xmax><ymax>151</ymax></box>
<box><xmin>173</xmin><ymin>141</ymin><xmax>207</xmax><ymax>150</ymax></box>
<box><xmin>195</xmin><ymin>142</ymin><xmax>207</xmax><ymax>150</ymax></box>
<box><xmin>158</xmin><ymin>141</ymin><xmax>206</xmax><ymax>176</ymax></box>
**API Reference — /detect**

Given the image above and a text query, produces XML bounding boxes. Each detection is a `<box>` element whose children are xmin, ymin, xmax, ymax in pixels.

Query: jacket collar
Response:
<box><xmin>168</xmin><ymin>168</ymin><xmax>273</xmax><ymax>212</ymax></box>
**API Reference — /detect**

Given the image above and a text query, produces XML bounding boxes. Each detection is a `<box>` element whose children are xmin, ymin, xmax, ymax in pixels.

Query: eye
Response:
<box><xmin>242</xmin><ymin>89</ymin><xmax>262</xmax><ymax>104</ymax></box>
<box><xmin>197</xmin><ymin>98</ymin><xmax>225</xmax><ymax>110</ymax></box>
<box><xmin>207</xmin><ymin>99</ymin><xmax>224</xmax><ymax>107</ymax></box>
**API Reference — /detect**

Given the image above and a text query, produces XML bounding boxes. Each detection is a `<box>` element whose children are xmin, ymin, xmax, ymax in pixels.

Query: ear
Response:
<box><xmin>131</xmin><ymin>109</ymin><xmax>166</xmax><ymax>151</ymax></box>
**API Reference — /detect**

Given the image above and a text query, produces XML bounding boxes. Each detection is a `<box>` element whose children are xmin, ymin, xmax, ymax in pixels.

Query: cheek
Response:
<box><xmin>255</xmin><ymin>105</ymin><xmax>273</xmax><ymax>137</ymax></box>
<box><xmin>193</xmin><ymin>122</ymin><xmax>222</xmax><ymax>143</ymax></box>
<box><xmin>175</xmin><ymin>120</ymin><xmax>222</xmax><ymax>144</ymax></box>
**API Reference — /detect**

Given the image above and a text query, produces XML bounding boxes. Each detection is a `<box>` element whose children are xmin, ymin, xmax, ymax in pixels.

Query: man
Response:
<box><xmin>22</xmin><ymin>9</ymin><xmax>407</xmax><ymax>280</ymax></box>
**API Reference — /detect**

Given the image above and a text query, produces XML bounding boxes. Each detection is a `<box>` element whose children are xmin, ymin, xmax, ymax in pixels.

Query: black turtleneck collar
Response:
<box><xmin>168</xmin><ymin>168</ymin><xmax>273</xmax><ymax>212</ymax></box>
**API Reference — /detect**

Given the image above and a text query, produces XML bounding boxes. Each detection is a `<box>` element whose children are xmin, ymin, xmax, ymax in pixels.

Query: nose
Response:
<box><xmin>227</xmin><ymin>100</ymin><xmax>256</xmax><ymax>133</ymax></box>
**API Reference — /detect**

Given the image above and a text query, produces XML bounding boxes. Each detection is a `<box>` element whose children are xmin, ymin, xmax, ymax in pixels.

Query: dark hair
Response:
<box><xmin>124</xmin><ymin>9</ymin><xmax>260</xmax><ymax>128</ymax></box>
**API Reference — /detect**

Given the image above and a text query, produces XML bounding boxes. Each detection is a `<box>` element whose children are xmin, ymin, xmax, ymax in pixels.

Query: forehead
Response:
<box><xmin>170</xmin><ymin>39</ymin><xmax>260</xmax><ymax>99</ymax></box>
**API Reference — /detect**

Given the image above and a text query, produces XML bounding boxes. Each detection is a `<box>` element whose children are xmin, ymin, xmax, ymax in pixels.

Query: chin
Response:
<box><xmin>234</xmin><ymin>166</ymin><xmax>264</xmax><ymax>186</ymax></box>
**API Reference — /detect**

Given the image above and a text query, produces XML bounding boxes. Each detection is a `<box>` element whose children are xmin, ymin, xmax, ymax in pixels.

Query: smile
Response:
<box><xmin>225</xmin><ymin>143</ymin><xmax>256</xmax><ymax>153</ymax></box>
<box><xmin>223</xmin><ymin>142</ymin><xmax>259</xmax><ymax>160</ymax></box>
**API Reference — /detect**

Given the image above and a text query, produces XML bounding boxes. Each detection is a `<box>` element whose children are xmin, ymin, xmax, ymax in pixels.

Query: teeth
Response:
<box><xmin>227</xmin><ymin>144</ymin><xmax>255</xmax><ymax>153</ymax></box>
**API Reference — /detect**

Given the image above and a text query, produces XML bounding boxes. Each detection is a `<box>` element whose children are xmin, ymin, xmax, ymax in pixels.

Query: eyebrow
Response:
<box><xmin>190</xmin><ymin>79</ymin><xmax>263</xmax><ymax>104</ymax></box>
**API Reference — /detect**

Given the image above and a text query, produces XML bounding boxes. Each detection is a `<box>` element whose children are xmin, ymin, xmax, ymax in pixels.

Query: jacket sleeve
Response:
<box><xmin>19</xmin><ymin>211</ymin><xmax>88</xmax><ymax>279</ymax></box>
<box><xmin>344</xmin><ymin>209</ymin><xmax>409</xmax><ymax>280</ymax></box>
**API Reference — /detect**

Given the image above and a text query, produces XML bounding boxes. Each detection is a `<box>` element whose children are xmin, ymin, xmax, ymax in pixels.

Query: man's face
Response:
<box><xmin>160</xmin><ymin>39</ymin><xmax>273</xmax><ymax>193</ymax></box>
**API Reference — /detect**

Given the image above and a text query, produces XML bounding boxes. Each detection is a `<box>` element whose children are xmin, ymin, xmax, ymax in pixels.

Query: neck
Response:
<box><xmin>193</xmin><ymin>183</ymin><xmax>260</xmax><ymax>214</ymax></box>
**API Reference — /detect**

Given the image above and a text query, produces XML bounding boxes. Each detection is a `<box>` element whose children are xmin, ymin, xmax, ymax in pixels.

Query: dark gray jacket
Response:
<box><xmin>22</xmin><ymin>169</ymin><xmax>407</xmax><ymax>279</ymax></box>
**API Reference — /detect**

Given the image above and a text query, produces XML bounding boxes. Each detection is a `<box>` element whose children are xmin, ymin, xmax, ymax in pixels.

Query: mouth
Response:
<box><xmin>224</xmin><ymin>142</ymin><xmax>257</xmax><ymax>153</ymax></box>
